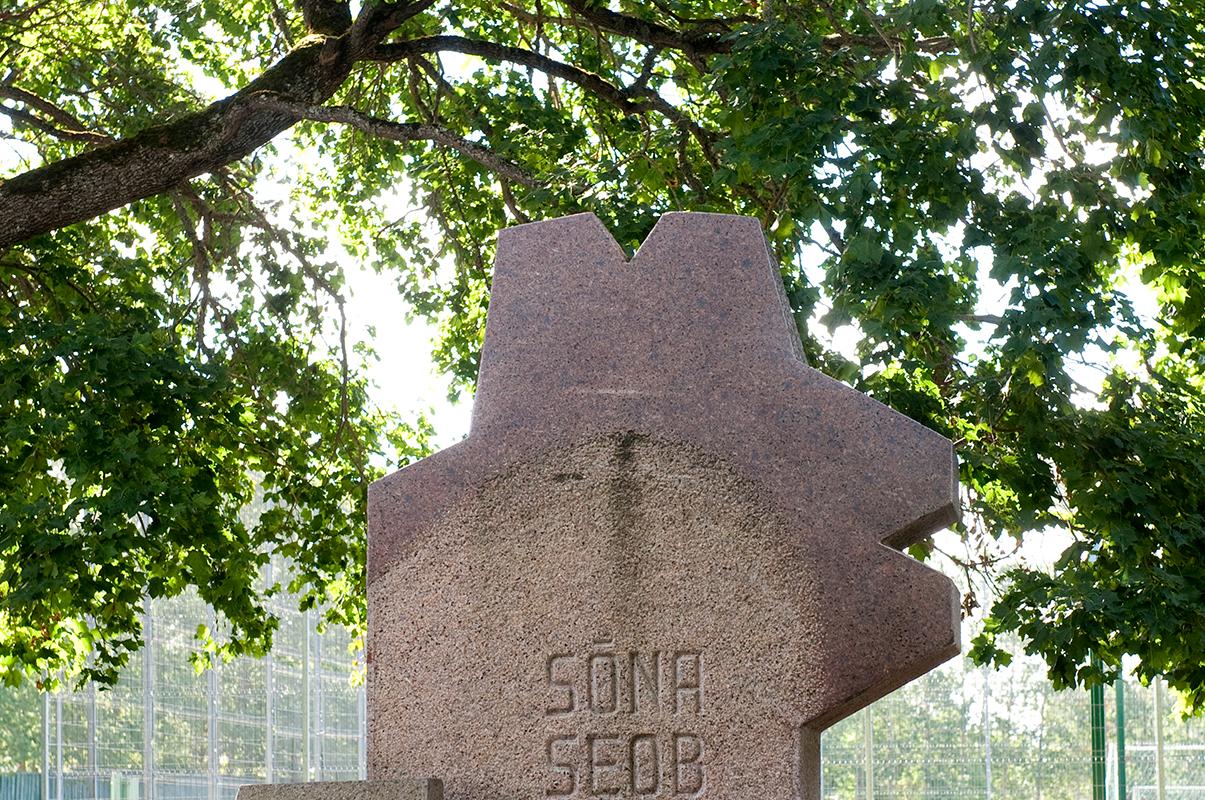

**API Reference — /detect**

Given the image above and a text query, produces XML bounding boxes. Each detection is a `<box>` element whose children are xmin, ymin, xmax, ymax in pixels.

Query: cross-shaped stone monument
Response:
<box><xmin>365</xmin><ymin>212</ymin><xmax>960</xmax><ymax>799</ymax></box>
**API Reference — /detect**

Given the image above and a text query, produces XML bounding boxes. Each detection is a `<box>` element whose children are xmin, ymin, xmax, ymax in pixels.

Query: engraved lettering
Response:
<box><xmin>541</xmin><ymin>645</ymin><xmax>708</xmax><ymax>796</ymax></box>
<box><xmin>547</xmin><ymin>735</ymin><xmax>578</xmax><ymax>796</ymax></box>
<box><xmin>547</xmin><ymin>654</ymin><xmax>577</xmax><ymax>716</ymax></box>
<box><xmin>672</xmin><ymin>733</ymin><xmax>705</xmax><ymax>796</ymax></box>
<box><xmin>629</xmin><ymin>734</ymin><xmax>660</xmax><ymax>796</ymax></box>
<box><xmin>588</xmin><ymin>735</ymin><xmax>622</xmax><ymax>796</ymax></box>
<box><xmin>628</xmin><ymin>651</ymin><xmax>661</xmax><ymax>713</ymax></box>
<box><xmin>673</xmin><ymin>652</ymin><xmax>702</xmax><ymax>714</ymax></box>
<box><xmin>589</xmin><ymin>643</ymin><xmax>619</xmax><ymax>714</ymax></box>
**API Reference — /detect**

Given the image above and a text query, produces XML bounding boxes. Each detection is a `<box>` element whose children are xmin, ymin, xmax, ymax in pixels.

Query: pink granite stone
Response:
<box><xmin>236</xmin><ymin>780</ymin><xmax>442</xmax><ymax>800</ymax></box>
<box><xmin>367</xmin><ymin>212</ymin><xmax>960</xmax><ymax>799</ymax></box>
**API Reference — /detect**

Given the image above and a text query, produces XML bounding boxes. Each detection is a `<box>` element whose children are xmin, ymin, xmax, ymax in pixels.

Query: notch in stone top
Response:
<box><xmin>473</xmin><ymin>212</ymin><xmax>806</xmax><ymax>433</ymax></box>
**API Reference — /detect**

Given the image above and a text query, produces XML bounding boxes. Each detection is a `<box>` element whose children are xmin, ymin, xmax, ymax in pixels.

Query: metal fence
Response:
<box><xmin>2</xmin><ymin>556</ymin><xmax>364</xmax><ymax>800</ymax></box>
<box><xmin>822</xmin><ymin>652</ymin><xmax>1205</xmax><ymax>799</ymax></box>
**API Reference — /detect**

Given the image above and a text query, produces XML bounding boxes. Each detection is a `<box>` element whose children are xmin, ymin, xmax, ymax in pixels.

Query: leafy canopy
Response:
<box><xmin>1</xmin><ymin>0</ymin><xmax>1203</xmax><ymax>708</ymax></box>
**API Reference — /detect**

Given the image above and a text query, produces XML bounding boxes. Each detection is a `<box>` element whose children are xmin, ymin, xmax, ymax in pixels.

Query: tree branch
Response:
<box><xmin>819</xmin><ymin>217</ymin><xmax>846</xmax><ymax>253</ymax></box>
<box><xmin>560</xmin><ymin>0</ymin><xmax>730</xmax><ymax>57</ymax></box>
<box><xmin>0</xmin><ymin>0</ymin><xmax>55</xmax><ymax>28</ymax></box>
<box><xmin>498</xmin><ymin>2</ymin><xmax>581</xmax><ymax>31</ymax></box>
<box><xmin>649</xmin><ymin>0</ymin><xmax>758</xmax><ymax>29</ymax></box>
<box><xmin>501</xmin><ymin>0</ymin><xmax>749</xmax><ymax>40</ymax></box>
<box><xmin>257</xmin><ymin>96</ymin><xmax>541</xmax><ymax>187</ymax></box>
<box><xmin>0</xmin><ymin>0</ymin><xmax>439</xmax><ymax>251</ymax></box>
<box><xmin>298</xmin><ymin>0</ymin><xmax>352</xmax><ymax>36</ymax></box>
<box><xmin>959</xmin><ymin>313</ymin><xmax>1004</xmax><ymax>325</ymax></box>
<box><xmin>507</xmin><ymin>1</ymin><xmax>953</xmax><ymax>58</ymax></box>
<box><xmin>0</xmin><ymin>85</ymin><xmax>111</xmax><ymax>143</ymax></box>
<box><xmin>0</xmin><ymin>2</ymin><xmax>954</xmax><ymax>253</ymax></box>
<box><xmin>350</xmin><ymin>0</ymin><xmax>437</xmax><ymax>51</ymax></box>
<box><xmin>825</xmin><ymin>32</ymin><xmax>956</xmax><ymax>54</ymax></box>
<box><xmin>267</xmin><ymin>0</ymin><xmax>297</xmax><ymax>46</ymax></box>
<box><xmin>0</xmin><ymin>103</ymin><xmax>110</xmax><ymax>144</ymax></box>
<box><xmin>371</xmin><ymin>36</ymin><xmax>645</xmax><ymax>113</ymax></box>
<box><xmin>0</xmin><ymin>33</ymin><xmax>355</xmax><ymax>251</ymax></box>
<box><xmin>373</xmin><ymin>35</ymin><xmax>716</xmax><ymax>159</ymax></box>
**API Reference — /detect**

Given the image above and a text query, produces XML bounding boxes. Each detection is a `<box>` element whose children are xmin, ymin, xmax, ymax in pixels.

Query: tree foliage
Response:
<box><xmin>1</xmin><ymin>0</ymin><xmax>1203</xmax><ymax>707</ymax></box>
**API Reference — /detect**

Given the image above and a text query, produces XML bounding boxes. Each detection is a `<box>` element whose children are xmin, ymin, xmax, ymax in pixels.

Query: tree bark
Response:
<box><xmin>0</xmin><ymin>33</ymin><xmax>359</xmax><ymax>251</ymax></box>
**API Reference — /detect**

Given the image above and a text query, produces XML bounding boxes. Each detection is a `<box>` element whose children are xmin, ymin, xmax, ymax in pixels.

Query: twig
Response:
<box><xmin>255</xmin><ymin>95</ymin><xmax>542</xmax><ymax>188</ymax></box>
<box><xmin>0</xmin><ymin>85</ymin><xmax>111</xmax><ymax>141</ymax></box>
<box><xmin>0</xmin><ymin>102</ymin><xmax>110</xmax><ymax>144</ymax></box>
<box><xmin>266</xmin><ymin>0</ymin><xmax>296</xmax><ymax>46</ymax></box>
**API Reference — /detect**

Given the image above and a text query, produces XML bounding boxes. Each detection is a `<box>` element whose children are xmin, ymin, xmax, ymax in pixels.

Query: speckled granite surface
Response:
<box><xmin>367</xmin><ymin>213</ymin><xmax>960</xmax><ymax>799</ymax></box>
<box><xmin>237</xmin><ymin>780</ymin><xmax>441</xmax><ymax>800</ymax></box>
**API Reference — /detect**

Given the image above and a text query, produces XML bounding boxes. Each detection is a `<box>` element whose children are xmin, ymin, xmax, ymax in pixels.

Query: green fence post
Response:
<box><xmin>1091</xmin><ymin>656</ymin><xmax>1107</xmax><ymax>800</ymax></box>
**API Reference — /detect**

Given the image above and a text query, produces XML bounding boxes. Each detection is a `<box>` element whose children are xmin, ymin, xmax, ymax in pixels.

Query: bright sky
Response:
<box><xmin>341</xmin><ymin>247</ymin><xmax>474</xmax><ymax>448</ymax></box>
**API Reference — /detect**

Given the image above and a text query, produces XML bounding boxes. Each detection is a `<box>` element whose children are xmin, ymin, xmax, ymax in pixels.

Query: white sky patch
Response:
<box><xmin>344</xmin><ymin>253</ymin><xmax>473</xmax><ymax>447</ymax></box>
<box><xmin>0</xmin><ymin>116</ymin><xmax>40</xmax><ymax>171</ymax></box>
<box><xmin>178</xmin><ymin>57</ymin><xmax>231</xmax><ymax>102</ymax></box>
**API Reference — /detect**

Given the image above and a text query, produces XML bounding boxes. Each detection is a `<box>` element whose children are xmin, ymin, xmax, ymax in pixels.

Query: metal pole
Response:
<box><xmin>1154</xmin><ymin>678</ymin><xmax>1166</xmax><ymax>800</ymax></box>
<box><xmin>862</xmin><ymin>708</ymin><xmax>874</xmax><ymax>800</ymax></box>
<box><xmin>315</xmin><ymin>628</ymin><xmax>324</xmax><ymax>780</ymax></box>
<box><xmin>55</xmin><ymin>693</ymin><xmax>63</xmax><ymax>800</ymax></box>
<box><xmin>1090</xmin><ymin>661</ymin><xmax>1107</xmax><ymax>800</ymax></box>
<box><xmin>302</xmin><ymin>610</ymin><xmax>311</xmax><ymax>782</ymax></box>
<box><xmin>208</xmin><ymin>608</ymin><xmax>219</xmax><ymax>800</ymax></box>
<box><xmin>1115</xmin><ymin>678</ymin><xmax>1127</xmax><ymax>800</ymax></box>
<box><xmin>357</xmin><ymin>682</ymin><xmax>366</xmax><ymax>780</ymax></box>
<box><xmin>88</xmin><ymin>683</ymin><xmax>99</xmax><ymax>800</ymax></box>
<box><xmin>983</xmin><ymin>665</ymin><xmax>992</xmax><ymax>800</ymax></box>
<box><xmin>266</xmin><ymin>560</ymin><xmax>275</xmax><ymax>785</ymax></box>
<box><xmin>41</xmin><ymin>692</ymin><xmax>50</xmax><ymax>800</ymax></box>
<box><xmin>143</xmin><ymin>601</ymin><xmax>154</xmax><ymax>800</ymax></box>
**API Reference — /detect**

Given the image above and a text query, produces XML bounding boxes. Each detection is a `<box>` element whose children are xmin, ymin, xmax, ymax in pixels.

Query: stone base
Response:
<box><xmin>236</xmin><ymin>780</ymin><xmax>442</xmax><ymax>800</ymax></box>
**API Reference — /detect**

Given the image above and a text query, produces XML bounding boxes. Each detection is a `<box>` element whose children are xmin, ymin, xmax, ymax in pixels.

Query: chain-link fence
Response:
<box><xmin>819</xmin><ymin>646</ymin><xmax>1204</xmax><ymax>799</ymax></box>
<box><xmin>0</xmin><ymin>555</ymin><xmax>364</xmax><ymax>800</ymax></box>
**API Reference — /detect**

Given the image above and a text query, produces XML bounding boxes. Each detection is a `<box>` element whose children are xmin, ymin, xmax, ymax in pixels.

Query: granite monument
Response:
<box><xmin>365</xmin><ymin>212</ymin><xmax>960</xmax><ymax>799</ymax></box>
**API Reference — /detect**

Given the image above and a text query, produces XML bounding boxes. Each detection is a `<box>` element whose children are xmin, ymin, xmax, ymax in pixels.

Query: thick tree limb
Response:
<box><xmin>350</xmin><ymin>0</ymin><xmax>436</xmax><ymax>51</ymax></box>
<box><xmin>561</xmin><ymin>0</ymin><xmax>730</xmax><ymax>56</ymax></box>
<box><xmin>0</xmin><ymin>34</ymin><xmax>356</xmax><ymax>251</ymax></box>
<box><xmin>0</xmin><ymin>2</ymin><xmax>954</xmax><ymax>252</ymax></box>
<box><xmin>0</xmin><ymin>26</ymin><xmax>686</xmax><ymax>251</ymax></box>
<box><xmin>257</xmin><ymin>96</ymin><xmax>541</xmax><ymax>187</ymax></box>
<box><xmin>500</xmin><ymin>1</ymin><xmax>746</xmax><ymax>39</ymax></box>
<box><xmin>298</xmin><ymin>0</ymin><xmax>352</xmax><ymax>35</ymax></box>
<box><xmin>0</xmin><ymin>0</ymin><xmax>436</xmax><ymax>251</ymax></box>
<box><xmin>548</xmin><ymin>0</ymin><xmax>955</xmax><ymax>58</ymax></box>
